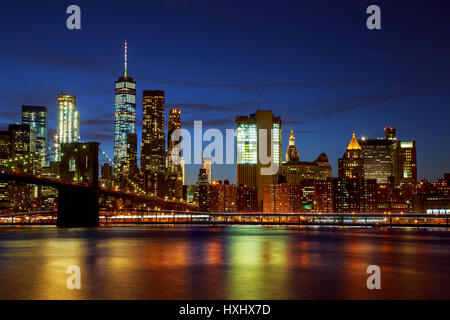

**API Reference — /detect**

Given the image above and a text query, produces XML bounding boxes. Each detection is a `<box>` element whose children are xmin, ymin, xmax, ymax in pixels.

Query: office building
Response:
<box><xmin>236</xmin><ymin>110</ymin><xmax>282</xmax><ymax>209</ymax></box>
<box><xmin>9</xmin><ymin>124</ymin><xmax>35</xmax><ymax>157</ymax></box>
<box><xmin>202</xmin><ymin>157</ymin><xmax>213</xmax><ymax>184</ymax></box>
<box><xmin>392</xmin><ymin>140</ymin><xmax>417</xmax><ymax>185</ymax></box>
<box><xmin>281</xmin><ymin>131</ymin><xmax>332</xmax><ymax>183</ymax></box>
<box><xmin>53</xmin><ymin>93</ymin><xmax>80</xmax><ymax>162</ymax></box>
<box><xmin>22</xmin><ymin>105</ymin><xmax>48</xmax><ymax>167</ymax></box>
<box><xmin>197</xmin><ymin>168</ymin><xmax>210</xmax><ymax>212</ymax></box>
<box><xmin>333</xmin><ymin>178</ymin><xmax>377</xmax><ymax>213</ymax></box>
<box><xmin>141</xmin><ymin>90</ymin><xmax>166</xmax><ymax>173</ymax></box>
<box><xmin>113</xmin><ymin>41</ymin><xmax>137</xmax><ymax>169</ymax></box>
<box><xmin>338</xmin><ymin>132</ymin><xmax>364</xmax><ymax>179</ymax></box>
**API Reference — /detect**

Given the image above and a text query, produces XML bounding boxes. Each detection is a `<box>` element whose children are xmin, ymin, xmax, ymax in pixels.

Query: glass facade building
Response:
<box><xmin>53</xmin><ymin>93</ymin><xmax>80</xmax><ymax>162</ymax></box>
<box><xmin>113</xmin><ymin>76</ymin><xmax>136</xmax><ymax>168</ymax></box>
<box><xmin>22</xmin><ymin>105</ymin><xmax>48</xmax><ymax>167</ymax></box>
<box><xmin>236</xmin><ymin>110</ymin><xmax>282</xmax><ymax>210</ymax></box>
<box><xmin>236</xmin><ymin>123</ymin><xmax>257</xmax><ymax>164</ymax></box>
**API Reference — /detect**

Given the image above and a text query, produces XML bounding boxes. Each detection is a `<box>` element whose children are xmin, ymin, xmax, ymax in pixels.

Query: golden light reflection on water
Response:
<box><xmin>225</xmin><ymin>228</ymin><xmax>289</xmax><ymax>299</ymax></box>
<box><xmin>0</xmin><ymin>225</ymin><xmax>450</xmax><ymax>299</ymax></box>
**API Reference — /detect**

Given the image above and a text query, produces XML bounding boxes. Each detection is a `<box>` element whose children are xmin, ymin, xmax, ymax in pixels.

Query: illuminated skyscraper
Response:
<box><xmin>22</xmin><ymin>106</ymin><xmax>48</xmax><ymax>167</ymax></box>
<box><xmin>358</xmin><ymin>127</ymin><xmax>395</xmax><ymax>184</ymax></box>
<box><xmin>114</xmin><ymin>40</ymin><xmax>136</xmax><ymax>169</ymax></box>
<box><xmin>141</xmin><ymin>90</ymin><xmax>166</xmax><ymax>173</ymax></box>
<box><xmin>197</xmin><ymin>168</ymin><xmax>210</xmax><ymax>212</ymax></box>
<box><xmin>167</xmin><ymin>108</ymin><xmax>181</xmax><ymax>152</ymax></box>
<box><xmin>53</xmin><ymin>93</ymin><xmax>79</xmax><ymax>162</ymax></box>
<box><xmin>202</xmin><ymin>157</ymin><xmax>213</xmax><ymax>184</ymax></box>
<box><xmin>236</xmin><ymin>110</ymin><xmax>282</xmax><ymax>209</ymax></box>
<box><xmin>392</xmin><ymin>140</ymin><xmax>417</xmax><ymax>185</ymax></box>
<box><xmin>166</xmin><ymin>108</ymin><xmax>183</xmax><ymax>198</ymax></box>
<box><xmin>338</xmin><ymin>132</ymin><xmax>364</xmax><ymax>179</ymax></box>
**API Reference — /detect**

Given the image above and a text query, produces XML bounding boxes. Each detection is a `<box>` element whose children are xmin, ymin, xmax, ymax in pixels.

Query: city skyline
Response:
<box><xmin>1</xmin><ymin>1</ymin><xmax>450</xmax><ymax>185</ymax></box>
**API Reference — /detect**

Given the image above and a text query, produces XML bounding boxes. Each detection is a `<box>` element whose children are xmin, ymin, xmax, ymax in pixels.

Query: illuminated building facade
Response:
<box><xmin>236</xmin><ymin>185</ymin><xmax>258</xmax><ymax>212</ymax></box>
<box><xmin>22</xmin><ymin>105</ymin><xmax>48</xmax><ymax>167</ymax></box>
<box><xmin>202</xmin><ymin>158</ymin><xmax>213</xmax><ymax>184</ymax></box>
<box><xmin>113</xmin><ymin>78</ymin><xmax>136</xmax><ymax>168</ymax></box>
<box><xmin>359</xmin><ymin>138</ymin><xmax>393</xmax><ymax>184</ymax></box>
<box><xmin>166</xmin><ymin>108</ymin><xmax>183</xmax><ymax>199</ymax></box>
<box><xmin>210</xmin><ymin>180</ymin><xmax>237</xmax><ymax>212</ymax></box>
<box><xmin>285</xmin><ymin>130</ymin><xmax>299</xmax><ymax>162</ymax></box>
<box><xmin>167</xmin><ymin>108</ymin><xmax>181</xmax><ymax>152</ymax></box>
<box><xmin>53</xmin><ymin>93</ymin><xmax>79</xmax><ymax>162</ymax></box>
<box><xmin>338</xmin><ymin>132</ymin><xmax>364</xmax><ymax>179</ymax></box>
<box><xmin>141</xmin><ymin>90</ymin><xmax>166</xmax><ymax>173</ymax></box>
<box><xmin>357</xmin><ymin>127</ymin><xmax>397</xmax><ymax>184</ymax></box>
<box><xmin>392</xmin><ymin>140</ymin><xmax>417</xmax><ymax>185</ymax></box>
<box><xmin>114</xmin><ymin>40</ymin><xmax>137</xmax><ymax>169</ymax></box>
<box><xmin>281</xmin><ymin>131</ymin><xmax>332</xmax><ymax>183</ymax></box>
<box><xmin>100</xmin><ymin>163</ymin><xmax>113</xmax><ymax>190</ymax></box>
<box><xmin>333</xmin><ymin>178</ymin><xmax>377</xmax><ymax>213</ymax></box>
<box><xmin>236</xmin><ymin>110</ymin><xmax>282</xmax><ymax>209</ymax></box>
<box><xmin>262</xmin><ymin>183</ymin><xmax>290</xmax><ymax>212</ymax></box>
<box><xmin>314</xmin><ymin>179</ymin><xmax>334</xmax><ymax>213</ymax></box>
<box><xmin>0</xmin><ymin>131</ymin><xmax>12</xmax><ymax>160</ymax></box>
<box><xmin>197</xmin><ymin>168</ymin><xmax>210</xmax><ymax>212</ymax></box>
<box><xmin>0</xmin><ymin>131</ymin><xmax>11</xmax><ymax>206</ymax></box>
<box><xmin>298</xmin><ymin>181</ymin><xmax>315</xmax><ymax>213</ymax></box>
<box><xmin>9</xmin><ymin>124</ymin><xmax>36</xmax><ymax>157</ymax></box>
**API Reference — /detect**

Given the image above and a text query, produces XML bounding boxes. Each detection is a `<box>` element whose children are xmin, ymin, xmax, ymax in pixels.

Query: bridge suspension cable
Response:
<box><xmin>99</xmin><ymin>148</ymin><xmax>146</xmax><ymax>195</ymax></box>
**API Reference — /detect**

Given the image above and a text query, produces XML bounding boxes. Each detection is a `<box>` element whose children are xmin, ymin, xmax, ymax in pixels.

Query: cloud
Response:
<box><xmin>136</xmin><ymin>77</ymin><xmax>385</xmax><ymax>90</ymax></box>
<box><xmin>296</xmin><ymin>90</ymin><xmax>420</xmax><ymax>121</ymax></box>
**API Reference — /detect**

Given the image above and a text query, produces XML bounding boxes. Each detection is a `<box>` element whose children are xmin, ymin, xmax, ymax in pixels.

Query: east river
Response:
<box><xmin>0</xmin><ymin>225</ymin><xmax>449</xmax><ymax>299</ymax></box>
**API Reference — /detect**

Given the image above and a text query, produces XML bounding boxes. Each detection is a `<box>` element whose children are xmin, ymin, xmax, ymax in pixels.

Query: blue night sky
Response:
<box><xmin>1</xmin><ymin>0</ymin><xmax>449</xmax><ymax>184</ymax></box>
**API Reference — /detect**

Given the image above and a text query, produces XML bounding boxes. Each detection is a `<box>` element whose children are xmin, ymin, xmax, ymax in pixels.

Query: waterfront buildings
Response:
<box><xmin>236</xmin><ymin>110</ymin><xmax>282</xmax><ymax>209</ymax></box>
<box><xmin>53</xmin><ymin>93</ymin><xmax>79</xmax><ymax>162</ymax></box>
<box><xmin>332</xmin><ymin>178</ymin><xmax>377</xmax><ymax>213</ymax></box>
<box><xmin>262</xmin><ymin>183</ymin><xmax>290</xmax><ymax>212</ymax></box>
<box><xmin>22</xmin><ymin>105</ymin><xmax>48</xmax><ymax>167</ymax></box>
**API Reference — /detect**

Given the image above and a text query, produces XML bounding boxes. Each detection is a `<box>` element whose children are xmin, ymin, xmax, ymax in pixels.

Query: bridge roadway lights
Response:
<box><xmin>56</xmin><ymin>185</ymin><xmax>99</xmax><ymax>227</ymax></box>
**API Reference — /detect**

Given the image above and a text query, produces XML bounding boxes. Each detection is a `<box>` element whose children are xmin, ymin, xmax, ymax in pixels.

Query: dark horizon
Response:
<box><xmin>1</xmin><ymin>0</ymin><xmax>450</xmax><ymax>184</ymax></box>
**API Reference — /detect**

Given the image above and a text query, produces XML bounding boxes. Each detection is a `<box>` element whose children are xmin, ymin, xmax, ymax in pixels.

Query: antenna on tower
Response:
<box><xmin>124</xmin><ymin>40</ymin><xmax>128</xmax><ymax>78</ymax></box>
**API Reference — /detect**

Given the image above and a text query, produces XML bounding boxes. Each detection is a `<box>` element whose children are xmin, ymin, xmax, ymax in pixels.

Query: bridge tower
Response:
<box><xmin>57</xmin><ymin>142</ymin><xmax>100</xmax><ymax>227</ymax></box>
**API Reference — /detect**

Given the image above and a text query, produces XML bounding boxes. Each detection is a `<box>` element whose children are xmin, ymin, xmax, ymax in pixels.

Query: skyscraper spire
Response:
<box><xmin>347</xmin><ymin>132</ymin><xmax>361</xmax><ymax>150</ymax></box>
<box><xmin>124</xmin><ymin>40</ymin><xmax>128</xmax><ymax>78</ymax></box>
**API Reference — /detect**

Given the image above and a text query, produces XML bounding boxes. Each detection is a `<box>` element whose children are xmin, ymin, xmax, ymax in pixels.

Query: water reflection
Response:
<box><xmin>0</xmin><ymin>225</ymin><xmax>449</xmax><ymax>299</ymax></box>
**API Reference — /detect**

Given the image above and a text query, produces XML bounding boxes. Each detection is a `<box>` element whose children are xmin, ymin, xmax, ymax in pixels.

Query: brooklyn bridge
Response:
<box><xmin>0</xmin><ymin>141</ymin><xmax>194</xmax><ymax>227</ymax></box>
